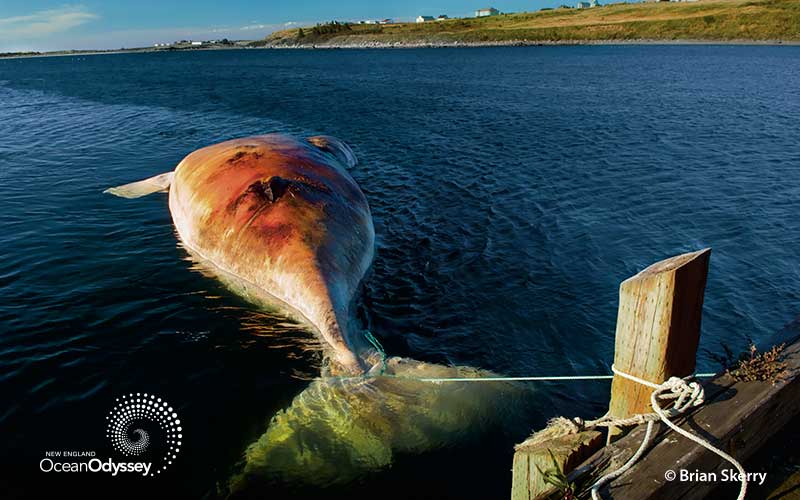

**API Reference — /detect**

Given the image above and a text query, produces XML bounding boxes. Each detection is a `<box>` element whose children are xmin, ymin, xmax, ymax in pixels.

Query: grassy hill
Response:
<box><xmin>262</xmin><ymin>0</ymin><xmax>800</xmax><ymax>46</ymax></box>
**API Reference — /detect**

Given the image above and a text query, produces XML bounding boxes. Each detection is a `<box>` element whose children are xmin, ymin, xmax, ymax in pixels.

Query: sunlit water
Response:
<box><xmin>1</xmin><ymin>46</ymin><xmax>799</xmax><ymax>499</ymax></box>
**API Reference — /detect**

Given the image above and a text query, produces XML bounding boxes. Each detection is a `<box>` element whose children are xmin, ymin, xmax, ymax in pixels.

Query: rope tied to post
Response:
<box><xmin>356</xmin><ymin>331</ymin><xmax>746</xmax><ymax>498</ymax></box>
<box><xmin>578</xmin><ymin>365</ymin><xmax>747</xmax><ymax>500</ymax></box>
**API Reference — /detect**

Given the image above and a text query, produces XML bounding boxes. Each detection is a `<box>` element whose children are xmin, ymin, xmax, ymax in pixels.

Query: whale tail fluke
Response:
<box><xmin>104</xmin><ymin>171</ymin><xmax>174</xmax><ymax>199</ymax></box>
<box><xmin>226</xmin><ymin>357</ymin><xmax>531</xmax><ymax>494</ymax></box>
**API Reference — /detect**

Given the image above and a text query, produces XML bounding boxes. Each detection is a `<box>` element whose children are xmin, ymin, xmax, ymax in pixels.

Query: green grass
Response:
<box><xmin>263</xmin><ymin>0</ymin><xmax>800</xmax><ymax>45</ymax></box>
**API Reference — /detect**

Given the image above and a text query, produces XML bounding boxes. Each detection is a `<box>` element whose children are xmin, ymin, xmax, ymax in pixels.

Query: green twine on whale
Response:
<box><xmin>363</xmin><ymin>330</ymin><xmax>388</xmax><ymax>376</ymax></box>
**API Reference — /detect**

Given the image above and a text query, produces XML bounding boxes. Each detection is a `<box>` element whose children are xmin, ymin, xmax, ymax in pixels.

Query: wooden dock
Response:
<box><xmin>512</xmin><ymin>248</ymin><xmax>800</xmax><ymax>500</ymax></box>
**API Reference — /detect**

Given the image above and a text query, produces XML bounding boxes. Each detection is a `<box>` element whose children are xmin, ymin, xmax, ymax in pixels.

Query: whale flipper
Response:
<box><xmin>104</xmin><ymin>171</ymin><xmax>174</xmax><ymax>199</ymax></box>
<box><xmin>307</xmin><ymin>135</ymin><xmax>357</xmax><ymax>168</ymax></box>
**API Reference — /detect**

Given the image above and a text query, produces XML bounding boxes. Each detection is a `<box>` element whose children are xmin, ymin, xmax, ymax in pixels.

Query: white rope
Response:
<box><xmin>588</xmin><ymin>365</ymin><xmax>747</xmax><ymax>500</ymax></box>
<box><xmin>420</xmin><ymin>374</ymin><xmax>617</xmax><ymax>383</ymax></box>
<box><xmin>650</xmin><ymin>382</ymin><xmax>747</xmax><ymax>500</ymax></box>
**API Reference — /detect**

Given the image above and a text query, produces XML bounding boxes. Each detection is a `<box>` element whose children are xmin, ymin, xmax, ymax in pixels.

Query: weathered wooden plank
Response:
<box><xmin>512</xmin><ymin>428</ymin><xmax>603</xmax><ymax>500</ymax></box>
<box><xmin>608</xmin><ymin>248</ymin><xmax>711</xmax><ymax>431</ymax></box>
<box><xmin>569</xmin><ymin>335</ymin><xmax>800</xmax><ymax>500</ymax></box>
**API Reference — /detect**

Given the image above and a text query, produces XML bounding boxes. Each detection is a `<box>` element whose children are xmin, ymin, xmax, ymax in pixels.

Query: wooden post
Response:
<box><xmin>510</xmin><ymin>248</ymin><xmax>711</xmax><ymax>499</ymax></box>
<box><xmin>607</xmin><ymin>248</ymin><xmax>711</xmax><ymax>438</ymax></box>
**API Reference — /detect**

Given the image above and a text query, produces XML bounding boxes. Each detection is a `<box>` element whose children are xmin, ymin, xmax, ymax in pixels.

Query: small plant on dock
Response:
<box><xmin>728</xmin><ymin>343</ymin><xmax>788</xmax><ymax>383</ymax></box>
<box><xmin>536</xmin><ymin>449</ymin><xmax>578</xmax><ymax>500</ymax></box>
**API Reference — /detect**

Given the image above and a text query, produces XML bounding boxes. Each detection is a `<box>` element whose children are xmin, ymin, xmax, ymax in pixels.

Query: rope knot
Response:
<box><xmin>593</xmin><ymin>366</ymin><xmax>744</xmax><ymax>500</ymax></box>
<box><xmin>657</xmin><ymin>376</ymin><xmax>705</xmax><ymax>413</ymax></box>
<box><xmin>663</xmin><ymin>376</ymin><xmax>686</xmax><ymax>389</ymax></box>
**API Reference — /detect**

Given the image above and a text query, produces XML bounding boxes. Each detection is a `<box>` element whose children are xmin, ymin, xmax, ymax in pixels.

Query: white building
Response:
<box><xmin>475</xmin><ymin>7</ymin><xmax>500</xmax><ymax>17</ymax></box>
<box><xmin>190</xmin><ymin>41</ymin><xmax>203</xmax><ymax>46</ymax></box>
<box><xmin>416</xmin><ymin>15</ymin><xmax>435</xmax><ymax>23</ymax></box>
<box><xmin>436</xmin><ymin>15</ymin><xmax>449</xmax><ymax>21</ymax></box>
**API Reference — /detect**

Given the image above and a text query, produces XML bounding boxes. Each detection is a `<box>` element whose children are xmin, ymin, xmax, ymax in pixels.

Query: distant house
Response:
<box><xmin>575</xmin><ymin>1</ymin><xmax>590</xmax><ymax>7</ymax></box>
<box><xmin>416</xmin><ymin>15</ymin><xmax>435</xmax><ymax>23</ymax></box>
<box><xmin>475</xmin><ymin>7</ymin><xmax>500</xmax><ymax>17</ymax></box>
<box><xmin>190</xmin><ymin>41</ymin><xmax>203</xmax><ymax>46</ymax></box>
<box><xmin>436</xmin><ymin>15</ymin><xmax>449</xmax><ymax>21</ymax></box>
<box><xmin>380</xmin><ymin>19</ymin><xmax>393</xmax><ymax>24</ymax></box>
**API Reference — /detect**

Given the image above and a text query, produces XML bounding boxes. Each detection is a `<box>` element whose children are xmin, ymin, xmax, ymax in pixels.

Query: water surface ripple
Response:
<box><xmin>0</xmin><ymin>46</ymin><xmax>799</xmax><ymax>499</ymax></box>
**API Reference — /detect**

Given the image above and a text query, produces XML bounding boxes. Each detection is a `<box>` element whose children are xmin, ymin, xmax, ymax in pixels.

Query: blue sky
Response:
<box><xmin>0</xmin><ymin>1</ymin><xmax>566</xmax><ymax>52</ymax></box>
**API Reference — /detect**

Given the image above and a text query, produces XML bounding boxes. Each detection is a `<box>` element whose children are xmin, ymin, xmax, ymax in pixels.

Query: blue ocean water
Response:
<box><xmin>0</xmin><ymin>46</ymin><xmax>799</xmax><ymax>499</ymax></box>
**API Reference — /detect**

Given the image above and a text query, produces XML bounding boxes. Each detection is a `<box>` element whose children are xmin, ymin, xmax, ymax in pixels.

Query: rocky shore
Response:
<box><xmin>261</xmin><ymin>38</ymin><xmax>798</xmax><ymax>50</ymax></box>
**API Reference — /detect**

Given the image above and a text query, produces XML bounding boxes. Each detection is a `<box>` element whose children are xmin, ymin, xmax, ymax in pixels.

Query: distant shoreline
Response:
<box><xmin>262</xmin><ymin>0</ymin><xmax>800</xmax><ymax>51</ymax></box>
<box><xmin>5</xmin><ymin>0</ymin><xmax>800</xmax><ymax>60</ymax></box>
<box><xmin>260</xmin><ymin>38</ymin><xmax>800</xmax><ymax>49</ymax></box>
<box><xmin>2</xmin><ymin>38</ymin><xmax>799</xmax><ymax>60</ymax></box>
<box><xmin>0</xmin><ymin>46</ymin><xmax>234</xmax><ymax>60</ymax></box>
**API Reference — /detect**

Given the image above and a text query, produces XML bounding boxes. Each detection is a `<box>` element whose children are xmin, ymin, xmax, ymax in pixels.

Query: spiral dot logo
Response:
<box><xmin>106</xmin><ymin>393</ymin><xmax>183</xmax><ymax>476</ymax></box>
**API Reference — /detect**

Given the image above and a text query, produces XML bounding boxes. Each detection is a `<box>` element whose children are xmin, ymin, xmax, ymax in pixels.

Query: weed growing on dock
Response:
<box><xmin>727</xmin><ymin>343</ymin><xmax>788</xmax><ymax>383</ymax></box>
<box><xmin>536</xmin><ymin>450</ymin><xmax>578</xmax><ymax>500</ymax></box>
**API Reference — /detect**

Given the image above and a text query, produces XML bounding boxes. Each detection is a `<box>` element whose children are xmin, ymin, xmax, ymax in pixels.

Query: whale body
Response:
<box><xmin>106</xmin><ymin>133</ymin><xmax>526</xmax><ymax>490</ymax></box>
<box><xmin>106</xmin><ymin>133</ymin><xmax>376</xmax><ymax>373</ymax></box>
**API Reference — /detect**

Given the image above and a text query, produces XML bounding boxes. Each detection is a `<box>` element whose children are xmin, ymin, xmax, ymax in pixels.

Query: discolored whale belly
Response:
<box><xmin>167</xmin><ymin>134</ymin><xmax>375</xmax><ymax>372</ymax></box>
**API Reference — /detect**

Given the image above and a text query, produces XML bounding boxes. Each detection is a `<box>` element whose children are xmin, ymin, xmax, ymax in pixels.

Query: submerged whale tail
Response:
<box><xmin>226</xmin><ymin>357</ymin><xmax>529</xmax><ymax>495</ymax></box>
<box><xmin>104</xmin><ymin>171</ymin><xmax>174</xmax><ymax>199</ymax></box>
